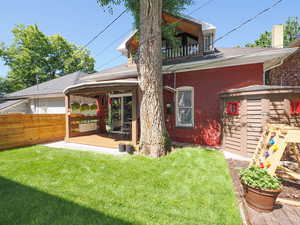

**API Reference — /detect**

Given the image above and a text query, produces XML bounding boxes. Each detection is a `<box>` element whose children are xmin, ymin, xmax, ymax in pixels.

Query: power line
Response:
<box><xmin>165</xmin><ymin>0</ymin><xmax>284</xmax><ymax>72</ymax></box>
<box><xmin>82</xmin><ymin>8</ymin><xmax>128</xmax><ymax>49</ymax></box>
<box><xmin>94</xmin><ymin>28</ymin><xmax>132</xmax><ymax>58</ymax></box>
<box><xmin>96</xmin><ymin>54</ymin><xmax>124</xmax><ymax>71</ymax></box>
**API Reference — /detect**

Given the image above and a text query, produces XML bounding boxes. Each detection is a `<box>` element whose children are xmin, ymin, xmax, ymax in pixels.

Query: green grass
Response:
<box><xmin>0</xmin><ymin>146</ymin><xmax>241</xmax><ymax>225</ymax></box>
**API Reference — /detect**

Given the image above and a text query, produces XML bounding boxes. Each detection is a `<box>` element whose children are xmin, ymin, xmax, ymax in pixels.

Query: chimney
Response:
<box><xmin>272</xmin><ymin>24</ymin><xmax>284</xmax><ymax>48</ymax></box>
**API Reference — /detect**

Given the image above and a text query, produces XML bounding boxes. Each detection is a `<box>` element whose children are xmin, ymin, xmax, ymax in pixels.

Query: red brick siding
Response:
<box><xmin>163</xmin><ymin>63</ymin><xmax>264</xmax><ymax>146</ymax></box>
<box><xmin>269</xmin><ymin>49</ymin><xmax>300</xmax><ymax>85</ymax></box>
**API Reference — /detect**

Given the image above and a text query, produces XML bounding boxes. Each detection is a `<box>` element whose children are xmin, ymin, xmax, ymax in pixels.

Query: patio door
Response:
<box><xmin>109</xmin><ymin>93</ymin><xmax>132</xmax><ymax>133</ymax></box>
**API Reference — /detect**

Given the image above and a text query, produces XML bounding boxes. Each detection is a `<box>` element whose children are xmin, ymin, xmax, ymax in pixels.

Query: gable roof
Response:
<box><xmin>0</xmin><ymin>99</ymin><xmax>27</xmax><ymax>110</ymax></box>
<box><xmin>4</xmin><ymin>71</ymin><xmax>89</xmax><ymax>99</ymax></box>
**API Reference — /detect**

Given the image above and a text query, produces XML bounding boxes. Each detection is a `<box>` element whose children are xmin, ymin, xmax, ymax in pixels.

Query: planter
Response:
<box><xmin>241</xmin><ymin>180</ymin><xmax>282</xmax><ymax>212</ymax></box>
<box><xmin>118</xmin><ymin>143</ymin><xmax>126</xmax><ymax>152</ymax></box>
<box><xmin>126</xmin><ymin>145</ymin><xmax>134</xmax><ymax>154</ymax></box>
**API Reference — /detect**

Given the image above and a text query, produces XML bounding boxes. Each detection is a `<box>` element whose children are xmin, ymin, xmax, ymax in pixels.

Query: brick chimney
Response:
<box><xmin>272</xmin><ymin>25</ymin><xmax>284</xmax><ymax>48</ymax></box>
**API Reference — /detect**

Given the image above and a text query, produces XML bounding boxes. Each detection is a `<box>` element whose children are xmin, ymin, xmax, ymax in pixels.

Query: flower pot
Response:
<box><xmin>126</xmin><ymin>145</ymin><xmax>134</xmax><ymax>154</ymax></box>
<box><xmin>241</xmin><ymin>180</ymin><xmax>282</xmax><ymax>212</ymax></box>
<box><xmin>118</xmin><ymin>143</ymin><xmax>126</xmax><ymax>152</ymax></box>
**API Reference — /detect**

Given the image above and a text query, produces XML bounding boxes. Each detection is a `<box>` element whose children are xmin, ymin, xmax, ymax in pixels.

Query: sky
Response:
<box><xmin>0</xmin><ymin>0</ymin><xmax>299</xmax><ymax>78</ymax></box>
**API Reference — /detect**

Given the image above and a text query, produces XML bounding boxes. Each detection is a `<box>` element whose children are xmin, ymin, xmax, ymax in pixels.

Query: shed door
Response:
<box><xmin>246</xmin><ymin>99</ymin><xmax>263</xmax><ymax>154</ymax></box>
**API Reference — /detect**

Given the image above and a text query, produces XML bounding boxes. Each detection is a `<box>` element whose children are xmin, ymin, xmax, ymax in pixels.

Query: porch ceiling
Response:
<box><xmin>64</xmin><ymin>79</ymin><xmax>139</xmax><ymax>97</ymax></box>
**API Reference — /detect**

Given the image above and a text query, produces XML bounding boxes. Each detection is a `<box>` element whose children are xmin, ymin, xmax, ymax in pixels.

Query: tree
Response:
<box><xmin>246</xmin><ymin>17</ymin><xmax>300</xmax><ymax>48</ymax></box>
<box><xmin>0</xmin><ymin>25</ymin><xmax>95</xmax><ymax>93</ymax></box>
<box><xmin>97</xmin><ymin>0</ymin><xmax>192</xmax><ymax>157</ymax></box>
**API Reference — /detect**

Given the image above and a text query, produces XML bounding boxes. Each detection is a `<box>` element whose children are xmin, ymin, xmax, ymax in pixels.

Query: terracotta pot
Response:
<box><xmin>241</xmin><ymin>180</ymin><xmax>282</xmax><ymax>212</ymax></box>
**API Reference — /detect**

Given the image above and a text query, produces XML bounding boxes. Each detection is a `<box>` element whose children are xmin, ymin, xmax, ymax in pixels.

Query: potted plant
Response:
<box><xmin>71</xmin><ymin>102</ymin><xmax>80</xmax><ymax>114</ymax></box>
<box><xmin>90</xmin><ymin>104</ymin><xmax>97</xmax><ymax>115</ymax></box>
<box><xmin>80</xmin><ymin>103</ymin><xmax>90</xmax><ymax>116</ymax></box>
<box><xmin>126</xmin><ymin>144</ymin><xmax>135</xmax><ymax>154</ymax></box>
<box><xmin>240</xmin><ymin>166</ymin><xmax>282</xmax><ymax>212</ymax></box>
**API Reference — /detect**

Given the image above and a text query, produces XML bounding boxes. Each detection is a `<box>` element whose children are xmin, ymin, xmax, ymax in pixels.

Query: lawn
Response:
<box><xmin>0</xmin><ymin>146</ymin><xmax>241</xmax><ymax>225</ymax></box>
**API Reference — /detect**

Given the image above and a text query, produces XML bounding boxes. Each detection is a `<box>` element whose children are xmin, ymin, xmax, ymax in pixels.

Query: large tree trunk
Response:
<box><xmin>138</xmin><ymin>0</ymin><xmax>168</xmax><ymax>157</ymax></box>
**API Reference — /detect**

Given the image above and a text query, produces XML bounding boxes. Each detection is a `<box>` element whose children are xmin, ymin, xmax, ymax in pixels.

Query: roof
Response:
<box><xmin>220</xmin><ymin>85</ymin><xmax>300</xmax><ymax>96</ymax></box>
<box><xmin>4</xmin><ymin>71</ymin><xmax>90</xmax><ymax>99</ymax></box>
<box><xmin>288</xmin><ymin>37</ymin><xmax>300</xmax><ymax>48</ymax></box>
<box><xmin>0</xmin><ymin>99</ymin><xmax>27</xmax><ymax>110</ymax></box>
<box><xmin>83</xmin><ymin>47</ymin><xmax>297</xmax><ymax>82</ymax></box>
<box><xmin>64</xmin><ymin>78</ymin><xmax>139</xmax><ymax>96</ymax></box>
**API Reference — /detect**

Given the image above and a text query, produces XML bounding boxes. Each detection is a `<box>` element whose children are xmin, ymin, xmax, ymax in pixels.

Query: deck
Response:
<box><xmin>227</xmin><ymin>159</ymin><xmax>300</xmax><ymax>225</ymax></box>
<box><xmin>68</xmin><ymin>133</ymin><xmax>132</xmax><ymax>149</ymax></box>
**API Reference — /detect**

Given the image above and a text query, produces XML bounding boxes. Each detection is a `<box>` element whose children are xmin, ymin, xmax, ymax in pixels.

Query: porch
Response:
<box><xmin>64</xmin><ymin>79</ymin><xmax>139</xmax><ymax>149</ymax></box>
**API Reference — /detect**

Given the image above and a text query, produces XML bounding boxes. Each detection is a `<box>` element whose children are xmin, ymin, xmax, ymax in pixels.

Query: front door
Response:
<box><xmin>109</xmin><ymin>94</ymin><xmax>132</xmax><ymax>133</ymax></box>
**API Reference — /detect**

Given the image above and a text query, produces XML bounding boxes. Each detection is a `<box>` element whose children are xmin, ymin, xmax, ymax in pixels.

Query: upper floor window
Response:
<box><xmin>204</xmin><ymin>33</ymin><xmax>214</xmax><ymax>52</ymax></box>
<box><xmin>176</xmin><ymin>87</ymin><xmax>194</xmax><ymax>127</ymax></box>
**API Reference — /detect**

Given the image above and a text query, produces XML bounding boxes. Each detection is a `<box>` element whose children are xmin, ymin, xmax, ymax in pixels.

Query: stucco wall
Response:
<box><xmin>163</xmin><ymin>63</ymin><xmax>264</xmax><ymax>146</ymax></box>
<box><xmin>269</xmin><ymin>49</ymin><xmax>300</xmax><ymax>85</ymax></box>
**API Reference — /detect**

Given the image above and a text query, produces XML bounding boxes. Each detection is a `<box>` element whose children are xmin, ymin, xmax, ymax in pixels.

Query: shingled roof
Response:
<box><xmin>4</xmin><ymin>71</ymin><xmax>89</xmax><ymax>99</ymax></box>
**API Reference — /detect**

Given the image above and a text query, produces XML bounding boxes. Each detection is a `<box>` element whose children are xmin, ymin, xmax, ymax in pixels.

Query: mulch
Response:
<box><xmin>227</xmin><ymin>159</ymin><xmax>300</xmax><ymax>225</ymax></box>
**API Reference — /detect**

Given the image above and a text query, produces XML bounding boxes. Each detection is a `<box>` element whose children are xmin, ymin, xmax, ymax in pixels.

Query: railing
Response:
<box><xmin>162</xmin><ymin>43</ymin><xmax>200</xmax><ymax>60</ymax></box>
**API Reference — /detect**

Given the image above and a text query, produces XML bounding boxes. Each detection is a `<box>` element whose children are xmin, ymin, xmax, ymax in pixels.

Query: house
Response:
<box><xmin>63</xmin><ymin>13</ymin><xmax>298</xmax><ymax>148</ymax></box>
<box><xmin>266</xmin><ymin>36</ymin><xmax>300</xmax><ymax>85</ymax></box>
<box><xmin>0</xmin><ymin>71</ymin><xmax>89</xmax><ymax>114</ymax></box>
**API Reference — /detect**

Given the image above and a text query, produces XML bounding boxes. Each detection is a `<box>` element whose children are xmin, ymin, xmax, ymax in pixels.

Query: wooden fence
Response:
<box><xmin>0</xmin><ymin>114</ymin><xmax>65</xmax><ymax>150</ymax></box>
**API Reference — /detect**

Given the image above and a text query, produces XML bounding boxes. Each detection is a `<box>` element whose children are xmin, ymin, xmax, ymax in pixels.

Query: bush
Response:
<box><xmin>80</xmin><ymin>104</ymin><xmax>90</xmax><ymax>112</ymax></box>
<box><xmin>240</xmin><ymin>166</ymin><xmax>282</xmax><ymax>190</ymax></box>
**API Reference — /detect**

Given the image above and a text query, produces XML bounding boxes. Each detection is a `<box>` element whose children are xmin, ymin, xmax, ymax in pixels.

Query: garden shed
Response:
<box><xmin>220</xmin><ymin>85</ymin><xmax>300</xmax><ymax>157</ymax></box>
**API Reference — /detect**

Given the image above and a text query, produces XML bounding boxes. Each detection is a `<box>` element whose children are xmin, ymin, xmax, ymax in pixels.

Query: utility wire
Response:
<box><xmin>82</xmin><ymin>8</ymin><xmax>128</xmax><ymax>49</ymax></box>
<box><xmin>94</xmin><ymin>28</ymin><xmax>132</xmax><ymax>58</ymax></box>
<box><xmin>96</xmin><ymin>54</ymin><xmax>124</xmax><ymax>70</ymax></box>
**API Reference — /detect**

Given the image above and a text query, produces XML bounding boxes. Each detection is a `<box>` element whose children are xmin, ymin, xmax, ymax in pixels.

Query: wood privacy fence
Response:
<box><xmin>0</xmin><ymin>114</ymin><xmax>65</xmax><ymax>150</ymax></box>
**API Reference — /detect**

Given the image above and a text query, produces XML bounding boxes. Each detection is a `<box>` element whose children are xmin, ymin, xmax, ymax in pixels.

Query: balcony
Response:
<box><xmin>162</xmin><ymin>43</ymin><xmax>201</xmax><ymax>61</ymax></box>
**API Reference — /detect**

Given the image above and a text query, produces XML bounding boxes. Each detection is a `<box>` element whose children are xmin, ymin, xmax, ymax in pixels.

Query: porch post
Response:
<box><xmin>131</xmin><ymin>88</ymin><xmax>138</xmax><ymax>145</ymax></box>
<box><xmin>65</xmin><ymin>94</ymin><xmax>71</xmax><ymax>141</ymax></box>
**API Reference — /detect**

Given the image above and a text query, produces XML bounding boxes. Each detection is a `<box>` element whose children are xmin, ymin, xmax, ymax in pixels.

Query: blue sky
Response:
<box><xmin>0</xmin><ymin>0</ymin><xmax>299</xmax><ymax>78</ymax></box>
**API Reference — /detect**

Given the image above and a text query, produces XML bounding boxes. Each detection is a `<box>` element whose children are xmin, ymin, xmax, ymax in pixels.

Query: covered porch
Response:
<box><xmin>64</xmin><ymin>79</ymin><xmax>139</xmax><ymax>149</ymax></box>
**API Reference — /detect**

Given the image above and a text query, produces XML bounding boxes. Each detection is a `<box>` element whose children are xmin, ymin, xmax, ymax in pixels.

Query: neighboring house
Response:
<box><xmin>0</xmin><ymin>71</ymin><xmax>89</xmax><ymax>114</ymax></box>
<box><xmin>267</xmin><ymin>36</ymin><xmax>300</xmax><ymax>85</ymax></box>
<box><xmin>63</xmin><ymin>12</ymin><xmax>299</xmax><ymax>147</ymax></box>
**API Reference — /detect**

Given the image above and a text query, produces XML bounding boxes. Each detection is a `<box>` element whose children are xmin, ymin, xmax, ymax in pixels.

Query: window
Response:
<box><xmin>290</xmin><ymin>100</ymin><xmax>300</xmax><ymax>114</ymax></box>
<box><xmin>226</xmin><ymin>102</ymin><xmax>240</xmax><ymax>115</ymax></box>
<box><xmin>264</xmin><ymin>70</ymin><xmax>271</xmax><ymax>85</ymax></box>
<box><xmin>204</xmin><ymin>33</ymin><xmax>214</xmax><ymax>52</ymax></box>
<box><xmin>176</xmin><ymin>87</ymin><xmax>194</xmax><ymax>127</ymax></box>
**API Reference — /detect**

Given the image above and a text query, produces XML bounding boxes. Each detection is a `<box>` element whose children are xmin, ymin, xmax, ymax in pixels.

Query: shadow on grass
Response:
<box><xmin>0</xmin><ymin>176</ymin><xmax>134</xmax><ymax>225</ymax></box>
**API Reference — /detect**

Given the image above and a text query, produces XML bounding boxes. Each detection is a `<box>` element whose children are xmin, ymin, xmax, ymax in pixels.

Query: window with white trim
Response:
<box><xmin>176</xmin><ymin>87</ymin><xmax>194</xmax><ymax>127</ymax></box>
<box><xmin>204</xmin><ymin>33</ymin><xmax>214</xmax><ymax>52</ymax></box>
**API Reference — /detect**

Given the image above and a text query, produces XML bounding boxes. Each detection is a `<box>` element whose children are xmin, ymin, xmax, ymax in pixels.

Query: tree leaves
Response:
<box><xmin>0</xmin><ymin>25</ymin><xmax>95</xmax><ymax>93</ymax></box>
<box><xmin>246</xmin><ymin>17</ymin><xmax>300</xmax><ymax>48</ymax></box>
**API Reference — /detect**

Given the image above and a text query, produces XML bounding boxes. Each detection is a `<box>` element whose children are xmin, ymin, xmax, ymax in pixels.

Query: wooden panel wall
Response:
<box><xmin>0</xmin><ymin>114</ymin><xmax>65</xmax><ymax>150</ymax></box>
<box><xmin>246</xmin><ymin>99</ymin><xmax>263</xmax><ymax>154</ymax></box>
<box><xmin>222</xmin><ymin>93</ymin><xmax>300</xmax><ymax>157</ymax></box>
<box><xmin>222</xmin><ymin>98</ymin><xmax>243</xmax><ymax>154</ymax></box>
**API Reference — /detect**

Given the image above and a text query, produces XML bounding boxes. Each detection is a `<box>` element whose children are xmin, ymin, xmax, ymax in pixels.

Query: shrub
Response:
<box><xmin>90</xmin><ymin>104</ymin><xmax>97</xmax><ymax>110</ymax></box>
<box><xmin>240</xmin><ymin>166</ymin><xmax>282</xmax><ymax>190</ymax></box>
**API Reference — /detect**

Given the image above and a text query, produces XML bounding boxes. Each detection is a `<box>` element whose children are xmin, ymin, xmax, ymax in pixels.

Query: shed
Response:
<box><xmin>220</xmin><ymin>85</ymin><xmax>300</xmax><ymax>157</ymax></box>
